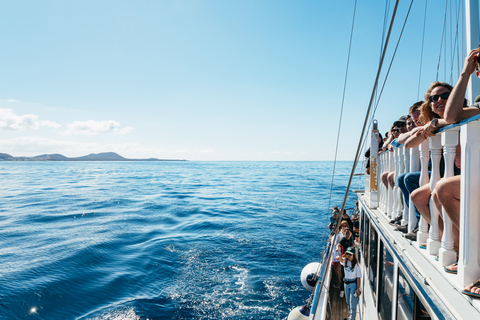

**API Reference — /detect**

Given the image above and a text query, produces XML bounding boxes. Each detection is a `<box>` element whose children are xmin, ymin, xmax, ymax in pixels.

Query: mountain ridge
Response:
<box><xmin>0</xmin><ymin>152</ymin><xmax>186</xmax><ymax>162</ymax></box>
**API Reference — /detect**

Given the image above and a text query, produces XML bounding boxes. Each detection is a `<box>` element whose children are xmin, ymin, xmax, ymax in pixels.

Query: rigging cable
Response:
<box><xmin>369</xmin><ymin>0</ymin><xmax>416</xmax><ymax>126</ymax></box>
<box><xmin>450</xmin><ymin>0</ymin><xmax>463</xmax><ymax>83</ymax></box>
<box><xmin>417</xmin><ymin>0</ymin><xmax>428</xmax><ymax>100</ymax></box>
<box><xmin>436</xmin><ymin>1</ymin><xmax>449</xmax><ymax>80</ymax></box>
<box><xmin>325</xmin><ymin>0</ymin><xmax>358</xmax><ymax>223</ymax></box>
<box><xmin>313</xmin><ymin>1</ymin><xmax>401</xmax><ymax>312</ymax></box>
<box><xmin>362</xmin><ymin>0</ymin><xmax>415</xmax><ymax>156</ymax></box>
<box><xmin>311</xmin><ymin>0</ymin><xmax>359</xmax><ymax>311</ymax></box>
<box><xmin>355</xmin><ymin>0</ymin><xmax>393</xmax><ymax>192</ymax></box>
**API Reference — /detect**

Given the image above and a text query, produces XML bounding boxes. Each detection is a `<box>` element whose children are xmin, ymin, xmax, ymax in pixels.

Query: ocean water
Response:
<box><xmin>0</xmin><ymin>161</ymin><xmax>360</xmax><ymax>320</ymax></box>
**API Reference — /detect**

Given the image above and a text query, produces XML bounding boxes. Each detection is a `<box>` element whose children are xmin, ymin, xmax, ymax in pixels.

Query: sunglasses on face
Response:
<box><xmin>396</xmin><ymin>122</ymin><xmax>406</xmax><ymax>127</ymax></box>
<box><xmin>429</xmin><ymin>91</ymin><xmax>450</xmax><ymax>102</ymax></box>
<box><xmin>392</xmin><ymin>129</ymin><xmax>399</xmax><ymax>133</ymax></box>
<box><xmin>345</xmin><ymin>253</ymin><xmax>353</xmax><ymax>256</ymax></box>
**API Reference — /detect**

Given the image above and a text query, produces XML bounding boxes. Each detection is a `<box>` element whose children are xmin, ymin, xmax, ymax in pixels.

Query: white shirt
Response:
<box><xmin>331</xmin><ymin>233</ymin><xmax>344</xmax><ymax>262</ymax></box>
<box><xmin>341</xmin><ymin>260</ymin><xmax>362</xmax><ymax>280</ymax></box>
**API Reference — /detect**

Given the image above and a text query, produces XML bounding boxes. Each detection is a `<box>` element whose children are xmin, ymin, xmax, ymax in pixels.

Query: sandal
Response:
<box><xmin>444</xmin><ymin>262</ymin><xmax>458</xmax><ymax>274</ymax></box>
<box><xmin>462</xmin><ymin>279</ymin><xmax>480</xmax><ymax>298</ymax></box>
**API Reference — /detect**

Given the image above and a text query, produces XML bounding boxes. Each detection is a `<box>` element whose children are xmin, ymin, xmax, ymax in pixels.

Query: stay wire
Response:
<box><xmin>436</xmin><ymin>1</ymin><xmax>449</xmax><ymax>80</ymax></box>
<box><xmin>311</xmin><ymin>0</ymin><xmax>359</xmax><ymax>308</ymax></box>
<box><xmin>365</xmin><ymin>0</ymin><xmax>415</xmax><ymax>145</ymax></box>
<box><xmin>370</xmin><ymin>0</ymin><xmax>415</xmax><ymax>124</ymax></box>
<box><xmin>358</xmin><ymin>0</ymin><xmax>395</xmax><ymax>164</ymax></box>
<box><xmin>449</xmin><ymin>0</ymin><xmax>463</xmax><ymax>82</ymax></box>
<box><xmin>417</xmin><ymin>0</ymin><xmax>428</xmax><ymax>101</ymax></box>
<box><xmin>326</xmin><ymin>0</ymin><xmax>358</xmax><ymax>222</ymax></box>
<box><xmin>314</xmin><ymin>0</ymin><xmax>401</xmax><ymax>307</ymax></box>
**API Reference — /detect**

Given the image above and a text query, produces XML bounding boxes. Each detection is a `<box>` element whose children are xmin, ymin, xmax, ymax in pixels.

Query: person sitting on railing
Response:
<box><xmin>365</xmin><ymin>133</ymin><xmax>383</xmax><ymax>175</ymax></box>
<box><xmin>380</xmin><ymin>120</ymin><xmax>408</xmax><ymax>188</ymax></box>
<box><xmin>393</xmin><ymin>102</ymin><xmax>423</xmax><ymax>229</ymax></box>
<box><xmin>429</xmin><ymin>48</ymin><xmax>480</xmax><ymax>293</ymax></box>
<box><xmin>406</xmin><ymin>81</ymin><xmax>471</xmax><ymax>248</ymax></box>
<box><xmin>388</xmin><ymin>103</ymin><xmax>424</xmax><ymax>227</ymax></box>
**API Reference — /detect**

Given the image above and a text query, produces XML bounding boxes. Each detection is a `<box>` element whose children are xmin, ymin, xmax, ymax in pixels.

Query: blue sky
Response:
<box><xmin>0</xmin><ymin>1</ymin><xmax>477</xmax><ymax>161</ymax></box>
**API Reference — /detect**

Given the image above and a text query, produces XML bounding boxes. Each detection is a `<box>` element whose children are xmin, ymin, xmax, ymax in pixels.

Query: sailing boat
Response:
<box><xmin>289</xmin><ymin>0</ymin><xmax>480</xmax><ymax>319</ymax></box>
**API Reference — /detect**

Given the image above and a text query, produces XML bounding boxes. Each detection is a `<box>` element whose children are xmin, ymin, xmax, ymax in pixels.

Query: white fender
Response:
<box><xmin>301</xmin><ymin>262</ymin><xmax>321</xmax><ymax>292</ymax></box>
<box><xmin>287</xmin><ymin>305</ymin><xmax>310</xmax><ymax>320</ymax></box>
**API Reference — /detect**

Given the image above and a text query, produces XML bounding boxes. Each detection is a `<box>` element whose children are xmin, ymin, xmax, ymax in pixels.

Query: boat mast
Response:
<box><xmin>466</xmin><ymin>0</ymin><xmax>480</xmax><ymax>102</ymax></box>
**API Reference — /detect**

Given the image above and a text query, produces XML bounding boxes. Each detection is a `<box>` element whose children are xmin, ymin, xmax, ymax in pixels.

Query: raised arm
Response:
<box><xmin>445</xmin><ymin>48</ymin><xmax>480</xmax><ymax>123</ymax></box>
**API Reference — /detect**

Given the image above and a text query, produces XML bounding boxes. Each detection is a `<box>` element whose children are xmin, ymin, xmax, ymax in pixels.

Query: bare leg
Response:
<box><xmin>411</xmin><ymin>184</ymin><xmax>432</xmax><ymax>223</ymax></box>
<box><xmin>381</xmin><ymin>172</ymin><xmax>389</xmax><ymax>188</ymax></box>
<box><xmin>388</xmin><ymin>172</ymin><xmax>395</xmax><ymax>188</ymax></box>
<box><xmin>434</xmin><ymin>176</ymin><xmax>461</xmax><ymax>252</ymax></box>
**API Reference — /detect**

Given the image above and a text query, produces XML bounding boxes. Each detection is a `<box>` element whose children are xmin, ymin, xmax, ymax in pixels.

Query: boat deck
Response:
<box><xmin>357</xmin><ymin>191</ymin><xmax>480</xmax><ymax>319</ymax></box>
<box><xmin>327</xmin><ymin>283</ymin><xmax>359</xmax><ymax>320</ymax></box>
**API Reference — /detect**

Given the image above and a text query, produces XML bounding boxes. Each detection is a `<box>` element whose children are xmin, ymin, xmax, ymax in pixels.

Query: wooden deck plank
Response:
<box><xmin>327</xmin><ymin>283</ymin><xmax>350</xmax><ymax>320</ymax></box>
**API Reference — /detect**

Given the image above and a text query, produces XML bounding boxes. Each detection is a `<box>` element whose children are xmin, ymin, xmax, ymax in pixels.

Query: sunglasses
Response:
<box><xmin>392</xmin><ymin>129</ymin><xmax>399</xmax><ymax>133</ymax></box>
<box><xmin>345</xmin><ymin>253</ymin><xmax>353</xmax><ymax>256</ymax></box>
<box><xmin>429</xmin><ymin>91</ymin><xmax>450</xmax><ymax>102</ymax></box>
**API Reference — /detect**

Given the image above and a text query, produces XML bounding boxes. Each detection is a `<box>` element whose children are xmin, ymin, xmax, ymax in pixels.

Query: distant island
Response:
<box><xmin>0</xmin><ymin>152</ymin><xmax>187</xmax><ymax>162</ymax></box>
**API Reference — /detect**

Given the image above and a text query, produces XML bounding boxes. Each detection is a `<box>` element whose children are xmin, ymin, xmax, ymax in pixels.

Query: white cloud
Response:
<box><xmin>65</xmin><ymin>120</ymin><xmax>133</xmax><ymax>135</ymax></box>
<box><xmin>40</xmin><ymin>120</ymin><xmax>62</xmax><ymax>129</ymax></box>
<box><xmin>0</xmin><ymin>108</ymin><xmax>60</xmax><ymax>131</ymax></box>
<box><xmin>172</xmin><ymin>148</ymin><xmax>214</xmax><ymax>154</ymax></box>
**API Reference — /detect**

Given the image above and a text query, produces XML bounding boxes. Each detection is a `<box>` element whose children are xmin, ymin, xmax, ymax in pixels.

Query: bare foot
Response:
<box><xmin>463</xmin><ymin>279</ymin><xmax>480</xmax><ymax>297</ymax></box>
<box><xmin>444</xmin><ymin>263</ymin><xmax>458</xmax><ymax>274</ymax></box>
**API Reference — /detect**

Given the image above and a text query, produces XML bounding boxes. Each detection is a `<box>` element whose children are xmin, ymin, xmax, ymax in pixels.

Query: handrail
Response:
<box><xmin>369</xmin><ymin>115</ymin><xmax>480</xmax><ymax>289</ymax></box>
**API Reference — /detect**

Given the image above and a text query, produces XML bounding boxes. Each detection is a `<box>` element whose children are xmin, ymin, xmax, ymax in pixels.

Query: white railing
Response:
<box><xmin>366</xmin><ymin>114</ymin><xmax>480</xmax><ymax>287</ymax></box>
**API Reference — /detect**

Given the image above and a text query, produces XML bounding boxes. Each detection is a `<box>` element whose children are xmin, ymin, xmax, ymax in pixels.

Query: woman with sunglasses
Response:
<box><xmin>337</xmin><ymin>246</ymin><xmax>361</xmax><ymax>320</ymax></box>
<box><xmin>405</xmin><ymin>82</ymin><xmax>470</xmax><ymax>265</ymax></box>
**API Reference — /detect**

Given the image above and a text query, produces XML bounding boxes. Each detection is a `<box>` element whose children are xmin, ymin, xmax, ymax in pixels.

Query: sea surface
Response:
<box><xmin>0</xmin><ymin>161</ymin><xmax>360</xmax><ymax>320</ymax></box>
